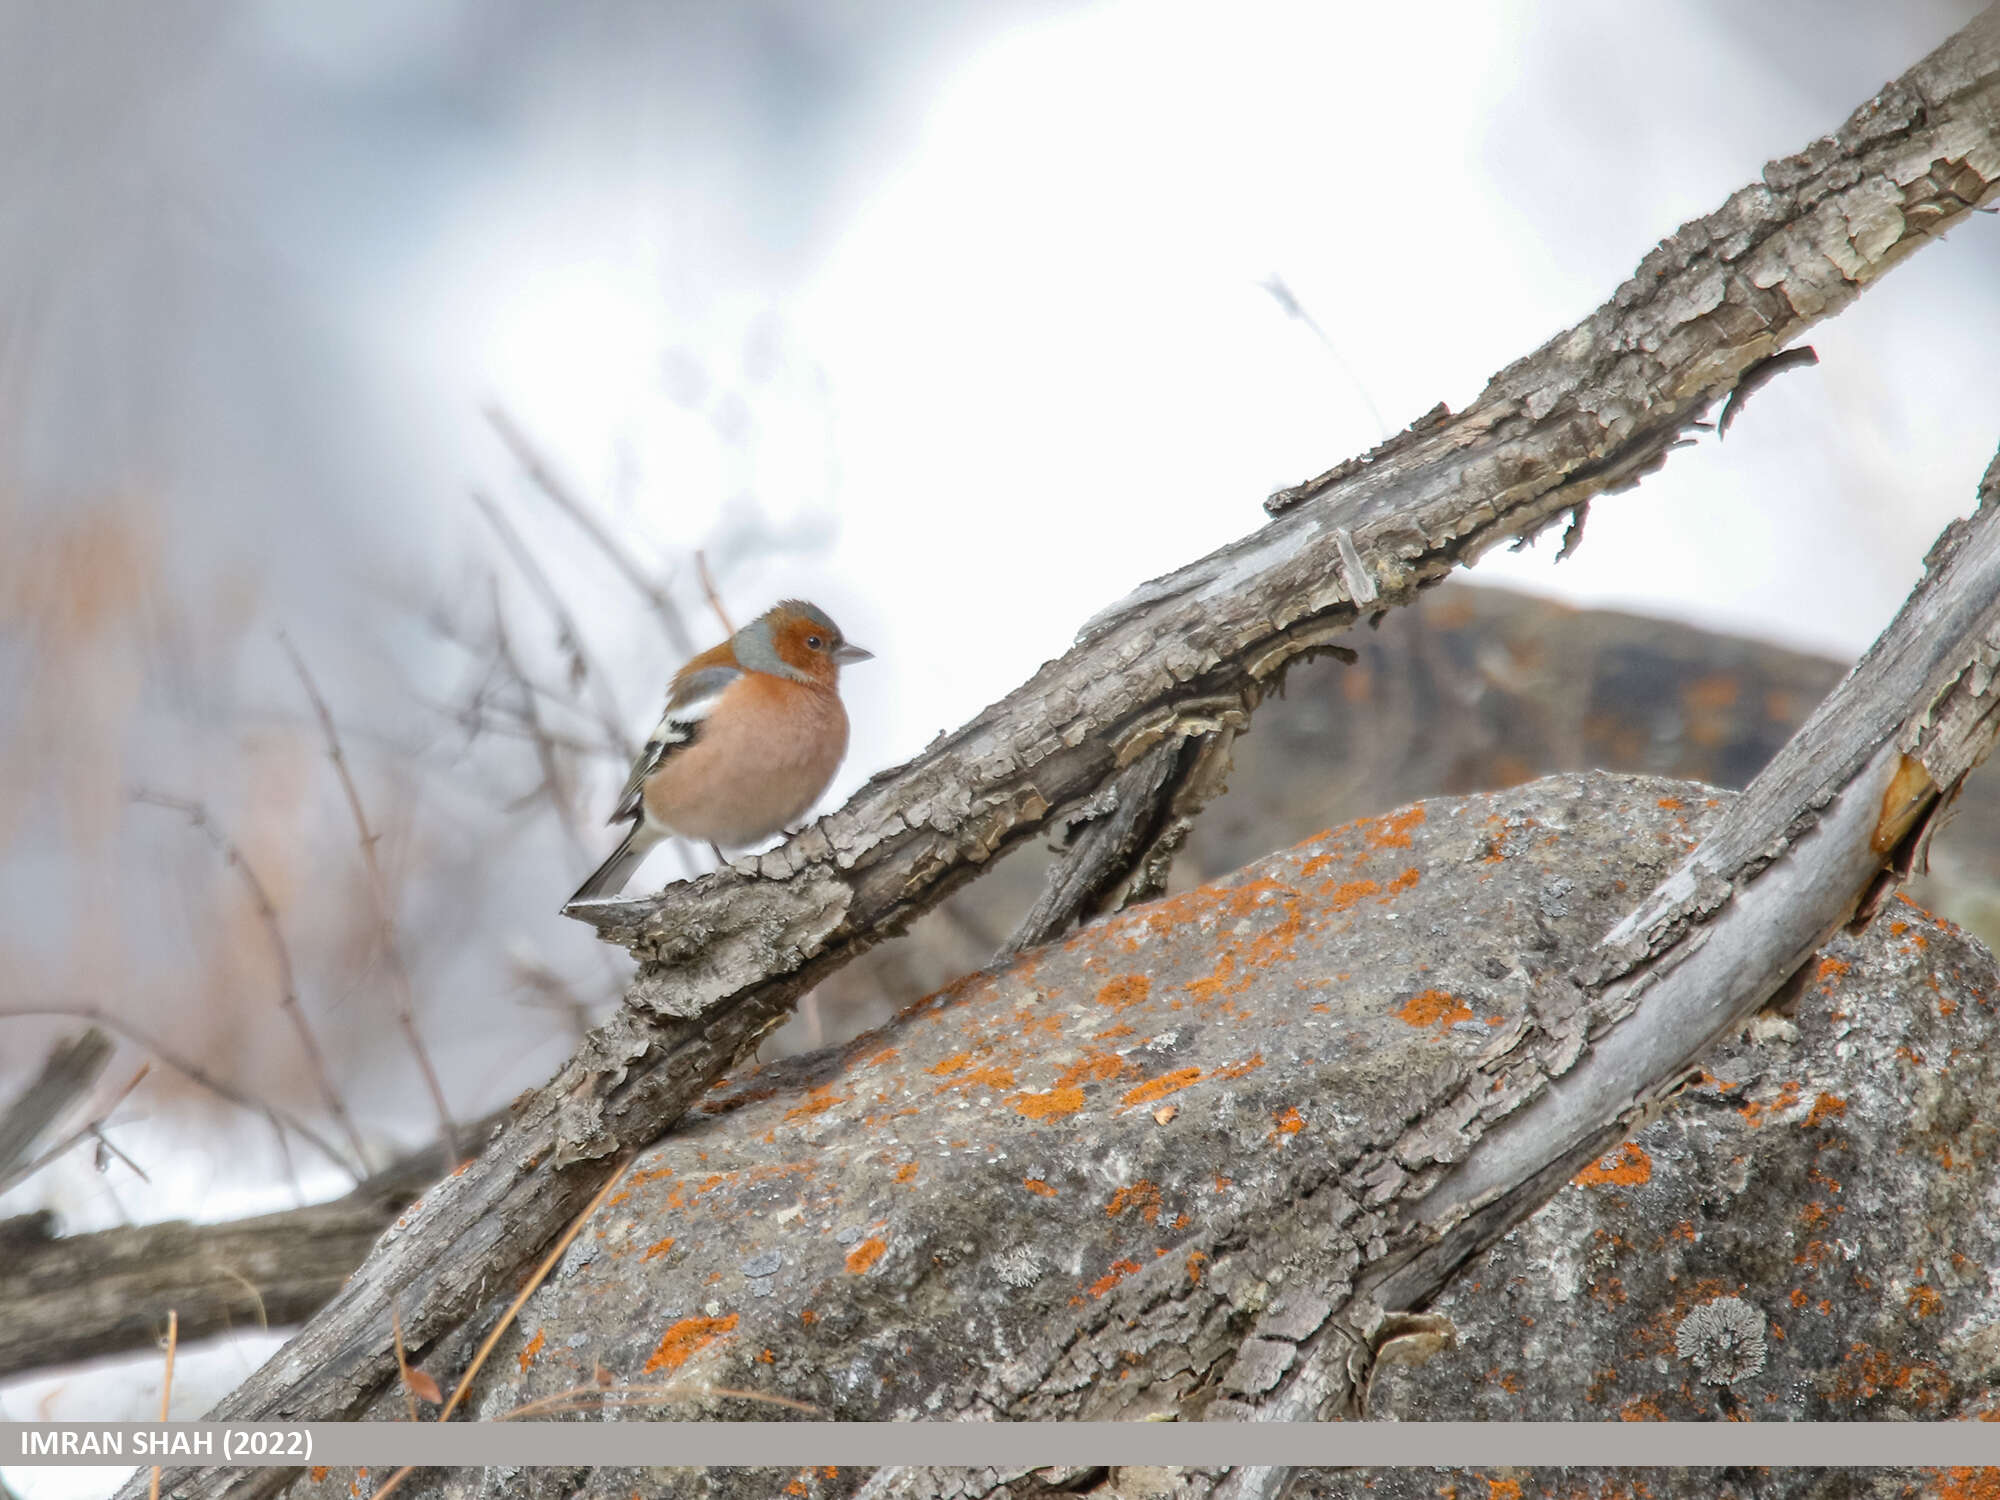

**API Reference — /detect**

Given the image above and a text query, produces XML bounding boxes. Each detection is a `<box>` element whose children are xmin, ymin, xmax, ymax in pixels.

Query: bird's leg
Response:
<box><xmin>708</xmin><ymin>841</ymin><xmax>727</xmax><ymax>866</ymax></box>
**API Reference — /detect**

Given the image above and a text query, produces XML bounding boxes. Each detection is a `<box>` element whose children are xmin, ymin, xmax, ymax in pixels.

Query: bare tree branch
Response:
<box><xmin>134</xmin><ymin>18</ymin><xmax>2000</xmax><ymax>1496</ymax></box>
<box><xmin>0</xmin><ymin>1027</ymin><xmax>111</xmax><ymax>1177</ymax></box>
<box><xmin>0</xmin><ymin>1005</ymin><xmax>355</xmax><ymax>1180</ymax></box>
<box><xmin>278</xmin><ymin>633</ymin><xmax>460</xmax><ymax>1164</ymax></box>
<box><xmin>131</xmin><ymin>790</ymin><xmax>370</xmax><ymax>1176</ymax></box>
<box><xmin>0</xmin><ymin>1109</ymin><xmax>507</xmax><ymax>1381</ymax></box>
<box><xmin>483</xmin><ymin>405</ymin><xmax>694</xmax><ymax>657</ymax></box>
<box><xmin>0</xmin><ymin>1062</ymin><xmax>150</xmax><ymax>1199</ymax></box>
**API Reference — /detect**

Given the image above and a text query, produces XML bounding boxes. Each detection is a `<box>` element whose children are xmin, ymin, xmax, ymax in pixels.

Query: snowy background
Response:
<box><xmin>3</xmin><ymin>2</ymin><xmax>1996</xmax><ymax>1491</ymax></box>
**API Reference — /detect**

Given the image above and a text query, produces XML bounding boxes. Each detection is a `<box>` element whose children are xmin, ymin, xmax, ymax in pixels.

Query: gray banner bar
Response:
<box><xmin>1</xmin><ymin>1422</ymin><xmax>1993</xmax><ymax>1470</ymax></box>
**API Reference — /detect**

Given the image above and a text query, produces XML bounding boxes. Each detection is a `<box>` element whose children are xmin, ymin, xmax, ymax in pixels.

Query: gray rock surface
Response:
<box><xmin>295</xmin><ymin>774</ymin><xmax>2000</xmax><ymax>1500</ymax></box>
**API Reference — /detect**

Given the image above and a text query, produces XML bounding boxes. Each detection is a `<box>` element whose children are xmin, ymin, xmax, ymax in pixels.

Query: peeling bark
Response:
<box><xmin>126</xmin><ymin>14</ymin><xmax>2000</xmax><ymax>1499</ymax></box>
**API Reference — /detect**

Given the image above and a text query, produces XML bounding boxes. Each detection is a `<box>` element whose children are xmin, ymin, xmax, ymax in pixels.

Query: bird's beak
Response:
<box><xmin>834</xmin><ymin>642</ymin><xmax>874</xmax><ymax>664</ymax></box>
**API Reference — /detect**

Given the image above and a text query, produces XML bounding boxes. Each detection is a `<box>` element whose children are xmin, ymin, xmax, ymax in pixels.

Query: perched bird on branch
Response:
<box><xmin>566</xmin><ymin>599</ymin><xmax>872</xmax><ymax>905</ymax></box>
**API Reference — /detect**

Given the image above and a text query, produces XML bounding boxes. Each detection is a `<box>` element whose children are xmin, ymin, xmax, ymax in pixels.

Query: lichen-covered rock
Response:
<box><xmin>1359</xmin><ymin>888</ymin><xmax>2000</xmax><ymax>1426</ymax></box>
<box><xmin>294</xmin><ymin>773</ymin><xmax>2000</xmax><ymax>1500</ymax></box>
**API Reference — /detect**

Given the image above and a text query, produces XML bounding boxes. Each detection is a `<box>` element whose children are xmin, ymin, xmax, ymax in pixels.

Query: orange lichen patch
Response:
<box><xmin>1364</xmin><ymin>805</ymin><xmax>1425</xmax><ymax>852</ymax></box>
<box><xmin>641</xmin><ymin>1236</ymin><xmax>677</xmax><ymax>1262</ymax></box>
<box><xmin>1268</xmin><ymin>1106</ymin><xmax>1305</xmax><ymax>1142</ymax></box>
<box><xmin>1575</xmin><ymin>1143</ymin><xmax>1652</xmax><ymax>1187</ymax></box>
<box><xmin>643</xmin><ymin>1313</ymin><xmax>739</xmax><ymax>1373</ymax></box>
<box><xmin>1322</xmin><ymin>878</ymin><xmax>1380</xmax><ymax>911</ymax></box>
<box><xmin>894</xmin><ymin>1162</ymin><xmax>919</xmax><ymax>1184</ymax></box>
<box><xmin>1022</xmin><ymin>1178</ymin><xmax>1058</xmax><ymax>1198</ymax></box>
<box><xmin>844</xmin><ymin>1237</ymin><xmax>887</xmax><ymax>1275</ymax></box>
<box><xmin>800</xmin><ymin>1308</ymin><xmax>817</xmax><ymax>1326</ymax></box>
<box><xmin>1657</xmin><ymin>797</ymin><xmax>1683</xmax><ymax>811</ymax></box>
<box><xmin>1816</xmin><ymin>957</ymin><xmax>1852</xmax><ymax>990</ymax></box>
<box><xmin>1011</xmin><ymin>1085</ymin><xmax>1086</xmax><ymax>1120</ymax></box>
<box><xmin>1829</xmin><ymin>1342</ymin><xmax>1953</xmax><ymax>1410</ymax></box>
<box><xmin>1089</xmin><ymin>1258</ymin><xmax>1143</xmax><ymax>1298</ymax></box>
<box><xmin>933</xmin><ymin>1063</ymin><xmax>1016</xmax><ymax>1095</ymax></box>
<box><xmin>1936</xmin><ymin>1470</ymin><xmax>2000</xmax><ymax>1500</ymax></box>
<box><xmin>1299</xmin><ymin>852</ymin><xmax>1336</xmax><ymax>878</ymax></box>
<box><xmin>1487</xmin><ymin>1479</ymin><xmax>1526</xmax><ymax>1500</ymax></box>
<box><xmin>1121</xmin><ymin>1067</ymin><xmax>1203</xmax><ymax>1109</ymax></box>
<box><xmin>1803</xmin><ymin>1093</ymin><xmax>1848</xmax><ymax>1129</ymax></box>
<box><xmin>1909</xmin><ymin>1285</ymin><xmax>1945</xmax><ymax>1318</ymax></box>
<box><xmin>1737</xmin><ymin>1080</ymin><xmax>1802</xmax><ymax>1127</ymax></box>
<box><xmin>310</xmin><ymin>1469</ymin><xmax>328</xmax><ymax>1484</ymax></box>
<box><xmin>1213</xmin><ymin>1053</ymin><xmax>1265</xmax><ymax>1081</ymax></box>
<box><xmin>866</xmin><ymin>1047</ymin><xmax>899</xmax><ymax>1067</ymax></box>
<box><xmin>1094</xmin><ymin>1023</ymin><xmax>1136</xmax><ymax>1042</ymax></box>
<box><xmin>1394</xmin><ymin>989</ymin><xmax>1473</xmax><ymax>1029</ymax></box>
<box><xmin>783</xmin><ymin>1085</ymin><xmax>851</xmax><ymax>1123</ymax></box>
<box><xmin>1096</xmin><ymin>974</ymin><xmax>1152</xmax><ymax>1011</ymax></box>
<box><xmin>1107</xmin><ymin>1180</ymin><xmax>1163</xmax><ymax>1224</ymax></box>
<box><xmin>1380</xmin><ymin>867</ymin><xmax>1421</xmax><ymax>899</ymax></box>
<box><xmin>927</xmin><ymin>1052</ymin><xmax>975</xmax><ymax>1077</ymax></box>
<box><xmin>1187</xmin><ymin>1250</ymin><xmax>1208</xmax><ymax>1284</ymax></box>
<box><xmin>517</xmin><ymin>1329</ymin><xmax>545</xmax><ymax>1374</ymax></box>
<box><xmin>1053</xmin><ymin>1049</ymin><xmax>1132</xmax><ymax>1090</ymax></box>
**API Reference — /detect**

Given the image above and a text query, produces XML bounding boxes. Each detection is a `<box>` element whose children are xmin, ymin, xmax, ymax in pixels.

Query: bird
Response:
<box><xmin>566</xmin><ymin>599</ymin><xmax>872</xmax><ymax>905</ymax></box>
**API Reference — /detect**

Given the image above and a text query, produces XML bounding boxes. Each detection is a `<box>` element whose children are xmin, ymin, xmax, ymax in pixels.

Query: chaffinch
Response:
<box><xmin>566</xmin><ymin>599</ymin><xmax>872</xmax><ymax>905</ymax></box>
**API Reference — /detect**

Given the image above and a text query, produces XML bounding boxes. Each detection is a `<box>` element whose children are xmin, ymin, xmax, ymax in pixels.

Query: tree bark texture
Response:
<box><xmin>124</xmin><ymin>13</ymin><xmax>2000</xmax><ymax>1499</ymax></box>
<box><xmin>288</xmin><ymin>776</ymin><xmax>2000</xmax><ymax>1500</ymax></box>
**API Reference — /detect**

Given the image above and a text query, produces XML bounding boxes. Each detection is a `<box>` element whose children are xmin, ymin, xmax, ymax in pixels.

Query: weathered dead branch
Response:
<box><xmin>0</xmin><ymin>1109</ymin><xmax>506</xmax><ymax>1381</ymax></box>
<box><xmin>0</xmin><ymin>1027</ymin><xmax>111</xmax><ymax>1178</ymax></box>
<box><xmin>131</xmin><ymin>16</ymin><xmax>2000</xmax><ymax>1498</ymax></box>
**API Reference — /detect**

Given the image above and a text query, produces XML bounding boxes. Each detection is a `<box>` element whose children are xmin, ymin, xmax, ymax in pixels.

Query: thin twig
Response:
<box><xmin>88</xmin><ymin>1123</ymin><xmax>150</xmax><ymax>1183</ymax></box>
<box><xmin>488</xmin><ymin>581</ymin><xmax>585</xmax><ymax>848</ymax></box>
<box><xmin>0</xmin><ymin>1004</ymin><xmax>356</xmax><ymax>1179</ymax></box>
<box><xmin>471</xmin><ymin>490</ymin><xmax>634</xmax><ymax>760</ymax></box>
<box><xmin>132</xmin><ymin>789</ymin><xmax>371</xmax><ymax>1174</ymax></box>
<box><xmin>1258</xmin><ymin>272</ymin><xmax>1392</xmax><ymax>440</ymax></box>
<box><xmin>0</xmin><ymin>1063</ymin><xmax>151</xmax><ymax>1201</ymax></box>
<box><xmin>694</xmin><ymin>549</ymin><xmax>733</xmax><ymax>636</ymax></box>
<box><xmin>277</xmin><ymin>633</ymin><xmax>460</xmax><ymax>1165</ymax></box>
<box><xmin>369</xmin><ymin>1157</ymin><xmax>634</xmax><ymax>1500</ymax></box>
<box><xmin>484</xmin><ymin>405</ymin><xmax>693</xmax><ymax>655</ymax></box>
<box><xmin>150</xmin><ymin>1308</ymin><xmax>177</xmax><ymax>1500</ymax></box>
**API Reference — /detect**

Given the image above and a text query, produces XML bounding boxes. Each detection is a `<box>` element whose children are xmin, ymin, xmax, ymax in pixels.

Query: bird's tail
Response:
<box><xmin>565</xmin><ymin>824</ymin><xmax>657</xmax><ymax>907</ymax></box>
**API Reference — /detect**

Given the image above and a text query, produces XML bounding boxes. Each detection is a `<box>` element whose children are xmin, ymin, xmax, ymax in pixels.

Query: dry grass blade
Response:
<box><xmin>368</xmin><ymin>1158</ymin><xmax>634</xmax><ymax>1500</ymax></box>
<box><xmin>277</xmin><ymin>632</ymin><xmax>460</xmax><ymax>1165</ymax></box>
<box><xmin>133</xmin><ymin>789</ymin><xmax>371</xmax><ymax>1175</ymax></box>
<box><xmin>149</xmin><ymin>1308</ymin><xmax>178</xmax><ymax>1500</ymax></box>
<box><xmin>484</xmin><ymin>405</ymin><xmax>694</xmax><ymax>655</ymax></box>
<box><xmin>499</xmin><ymin>1381</ymin><xmax>821</xmax><ymax>1421</ymax></box>
<box><xmin>0</xmin><ymin>1003</ymin><xmax>354</xmax><ymax>1178</ymax></box>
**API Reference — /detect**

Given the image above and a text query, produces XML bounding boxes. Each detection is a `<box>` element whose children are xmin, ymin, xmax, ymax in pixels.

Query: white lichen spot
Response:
<box><xmin>994</xmin><ymin>1245</ymin><xmax>1046</xmax><ymax>1288</ymax></box>
<box><xmin>1676</xmin><ymin>1296</ymin><xmax>1767</xmax><ymax>1385</ymax></box>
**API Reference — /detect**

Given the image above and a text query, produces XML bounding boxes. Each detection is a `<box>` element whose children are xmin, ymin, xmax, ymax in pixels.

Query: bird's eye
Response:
<box><xmin>806</xmin><ymin>634</ymin><xmax>825</xmax><ymax>651</ymax></box>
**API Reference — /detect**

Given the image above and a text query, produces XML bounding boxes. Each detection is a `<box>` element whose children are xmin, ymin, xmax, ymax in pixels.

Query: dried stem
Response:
<box><xmin>278</xmin><ymin>633</ymin><xmax>460</xmax><ymax>1165</ymax></box>
<box><xmin>132</xmin><ymin>789</ymin><xmax>371</xmax><ymax>1174</ymax></box>
<box><xmin>483</xmin><ymin>405</ymin><xmax>693</xmax><ymax>656</ymax></box>
<box><xmin>369</xmin><ymin>1158</ymin><xmax>633</xmax><ymax>1500</ymax></box>
<box><xmin>150</xmin><ymin>1308</ymin><xmax>177</xmax><ymax>1500</ymax></box>
<box><xmin>0</xmin><ymin>1005</ymin><xmax>355</xmax><ymax>1179</ymax></box>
